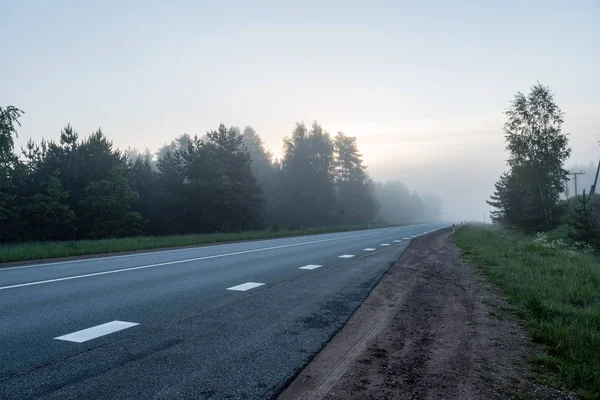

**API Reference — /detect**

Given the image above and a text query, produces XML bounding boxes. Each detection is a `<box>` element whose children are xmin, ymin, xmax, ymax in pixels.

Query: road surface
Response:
<box><xmin>0</xmin><ymin>223</ymin><xmax>446</xmax><ymax>399</ymax></box>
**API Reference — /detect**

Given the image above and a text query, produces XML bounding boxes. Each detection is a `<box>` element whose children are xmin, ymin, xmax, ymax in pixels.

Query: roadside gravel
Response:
<box><xmin>279</xmin><ymin>228</ymin><xmax>576</xmax><ymax>400</ymax></box>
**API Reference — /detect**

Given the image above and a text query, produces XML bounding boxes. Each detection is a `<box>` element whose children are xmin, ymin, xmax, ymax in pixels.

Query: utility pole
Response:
<box><xmin>590</xmin><ymin>159</ymin><xmax>600</xmax><ymax>196</ymax></box>
<box><xmin>568</xmin><ymin>171</ymin><xmax>586</xmax><ymax>197</ymax></box>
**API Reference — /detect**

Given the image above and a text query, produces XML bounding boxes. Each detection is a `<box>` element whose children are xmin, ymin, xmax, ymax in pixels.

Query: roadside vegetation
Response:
<box><xmin>0</xmin><ymin>224</ymin><xmax>390</xmax><ymax>264</ymax></box>
<box><xmin>475</xmin><ymin>83</ymin><xmax>600</xmax><ymax>398</ymax></box>
<box><xmin>455</xmin><ymin>224</ymin><xmax>600</xmax><ymax>399</ymax></box>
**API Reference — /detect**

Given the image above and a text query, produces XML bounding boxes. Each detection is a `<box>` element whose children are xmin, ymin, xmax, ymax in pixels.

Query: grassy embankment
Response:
<box><xmin>455</xmin><ymin>224</ymin><xmax>600</xmax><ymax>399</ymax></box>
<box><xmin>0</xmin><ymin>224</ymin><xmax>388</xmax><ymax>264</ymax></box>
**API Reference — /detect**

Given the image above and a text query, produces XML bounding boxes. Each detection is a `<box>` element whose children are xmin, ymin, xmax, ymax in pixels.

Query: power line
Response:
<box><xmin>568</xmin><ymin>170</ymin><xmax>586</xmax><ymax>197</ymax></box>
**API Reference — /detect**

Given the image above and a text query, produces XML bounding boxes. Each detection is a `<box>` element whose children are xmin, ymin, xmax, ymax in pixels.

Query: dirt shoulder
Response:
<box><xmin>278</xmin><ymin>228</ymin><xmax>574</xmax><ymax>400</ymax></box>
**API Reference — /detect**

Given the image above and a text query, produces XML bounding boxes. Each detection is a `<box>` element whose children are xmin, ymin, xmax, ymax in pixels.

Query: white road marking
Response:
<box><xmin>403</xmin><ymin>237</ymin><xmax>411</xmax><ymax>240</ymax></box>
<box><xmin>411</xmin><ymin>235</ymin><xmax>416</xmax><ymax>238</ymax></box>
<box><xmin>380</xmin><ymin>243</ymin><xmax>391</xmax><ymax>246</ymax></box>
<box><xmin>299</xmin><ymin>264</ymin><xmax>323</xmax><ymax>270</ymax></box>
<box><xmin>226</xmin><ymin>282</ymin><xmax>265</xmax><ymax>291</ymax></box>
<box><xmin>363</xmin><ymin>248</ymin><xmax>376</xmax><ymax>251</ymax></box>
<box><xmin>1</xmin><ymin>228</ymin><xmax>415</xmax><ymax>272</ymax></box>
<box><xmin>54</xmin><ymin>321</ymin><xmax>139</xmax><ymax>343</ymax></box>
<box><xmin>393</xmin><ymin>240</ymin><xmax>402</xmax><ymax>243</ymax></box>
<box><xmin>338</xmin><ymin>254</ymin><xmax>355</xmax><ymax>258</ymax></box>
<box><xmin>0</xmin><ymin>230</ymin><xmax>394</xmax><ymax>291</ymax></box>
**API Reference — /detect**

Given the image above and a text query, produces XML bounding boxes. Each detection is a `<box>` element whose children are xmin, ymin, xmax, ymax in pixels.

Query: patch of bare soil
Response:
<box><xmin>278</xmin><ymin>229</ymin><xmax>575</xmax><ymax>400</ymax></box>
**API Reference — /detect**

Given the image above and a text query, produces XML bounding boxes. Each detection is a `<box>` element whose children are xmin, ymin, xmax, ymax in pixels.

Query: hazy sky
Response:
<box><xmin>2</xmin><ymin>0</ymin><xmax>599</xmax><ymax>221</ymax></box>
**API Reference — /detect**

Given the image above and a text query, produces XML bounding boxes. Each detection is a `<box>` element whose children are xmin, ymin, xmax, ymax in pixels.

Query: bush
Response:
<box><xmin>568</xmin><ymin>190</ymin><xmax>600</xmax><ymax>249</ymax></box>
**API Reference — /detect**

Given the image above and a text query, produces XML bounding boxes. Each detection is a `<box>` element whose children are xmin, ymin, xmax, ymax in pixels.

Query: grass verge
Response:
<box><xmin>455</xmin><ymin>224</ymin><xmax>600</xmax><ymax>399</ymax></box>
<box><xmin>0</xmin><ymin>224</ymin><xmax>386</xmax><ymax>264</ymax></box>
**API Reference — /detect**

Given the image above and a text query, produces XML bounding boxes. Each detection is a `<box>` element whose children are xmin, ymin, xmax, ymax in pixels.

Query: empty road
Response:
<box><xmin>0</xmin><ymin>223</ymin><xmax>447</xmax><ymax>399</ymax></box>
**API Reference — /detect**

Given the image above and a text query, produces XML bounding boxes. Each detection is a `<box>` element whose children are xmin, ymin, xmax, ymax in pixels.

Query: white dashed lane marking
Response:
<box><xmin>0</xmin><ymin>230</ymin><xmax>390</xmax><ymax>291</ymax></box>
<box><xmin>299</xmin><ymin>264</ymin><xmax>323</xmax><ymax>270</ymax></box>
<box><xmin>226</xmin><ymin>282</ymin><xmax>265</xmax><ymax>291</ymax></box>
<box><xmin>338</xmin><ymin>255</ymin><xmax>355</xmax><ymax>259</ymax></box>
<box><xmin>403</xmin><ymin>237</ymin><xmax>411</xmax><ymax>240</ymax></box>
<box><xmin>363</xmin><ymin>248</ymin><xmax>376</xmax><ymax>251</ymax></box>
<box><xmin>393</xmin><ymin>240</ymin><xmax>402</xmax><ymax>243</ymax></box>
<box><xmin>380</xmin><ymin>244</ymin><xmax>391</xmax><ymax>246</ymax></box>
<box><xmin>54</xmin><ymin>321</ymin><xmax>139</xmax><ymax>343</ymax></box>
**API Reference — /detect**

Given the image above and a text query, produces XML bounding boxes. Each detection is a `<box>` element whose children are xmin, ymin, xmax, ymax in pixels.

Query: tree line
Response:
<box><xmin>0</xmin><ymin>107</ymin><xmax>442</xmax><ymax>242</ymax></box>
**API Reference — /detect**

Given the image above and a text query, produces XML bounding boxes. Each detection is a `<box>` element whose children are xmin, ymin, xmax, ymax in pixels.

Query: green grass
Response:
<box><xmin>0</xmin><ymin>224</ymin><xmax>387</xmax><ymax>264</ymax></box>
<box><xmin>455</xmin><ymin>224</ymin><xmax>600</xmax><ymax>399</ymax></box>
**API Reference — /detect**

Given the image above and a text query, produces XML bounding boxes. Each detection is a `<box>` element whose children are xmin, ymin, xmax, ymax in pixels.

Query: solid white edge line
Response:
<box><xmin>1</xmin><ymin>225</ymin><xmax>450</xmax><ymax>291</ymax></box>
<box><xmin>299</xmin><ymin>264</ymin><xmax>323</xmax><ymax>270</ymax></box>
<box><xmin>226</xmin><ymin>282</ymin><xmax>265</xmax><ymax>291</ymax></box>
<box><xmin>54</xmin><ymin>321</ymin><xmax>139</xmax><ymax>343</ymax></box>
<box><xmin>0</xmin><ymin>230</ymin><xmax>391</xmax><ymax>291</ymax></box>
<box><xmin>1</xmin><ymin>225</ymin><xmax>425</xmax><ymax>272</ymax></box>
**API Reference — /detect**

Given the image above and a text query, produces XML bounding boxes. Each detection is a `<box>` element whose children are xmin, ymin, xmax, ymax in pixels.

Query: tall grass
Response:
<box><xmin>0</xmin><ymin>225</ymin><xmax>381</xmax><ymax>264</ymax></box>
<box><xmin>455</xmin><ymin>225</ymin><xmax>600</xmax><ymax>399</ymax></box>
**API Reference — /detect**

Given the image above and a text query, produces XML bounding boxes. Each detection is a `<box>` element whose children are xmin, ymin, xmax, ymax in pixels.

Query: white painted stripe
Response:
<box><xmin>226</xmin><ymin>282</ymin><xmax>264</xmax><ymax>291</ymax></box>
<box><xmin>363</xmin><ymin>248</ymin><xmax>376</xmax><ymax>251</ymax></box>
<box><xmin>403</xmin><ymin>237</ymin><xmax>411</xmax><ymax>240</ymax></box>
<box><xmin>55</xmin><ymin>321</ymin><xmax>139</xmax><ymax>343</ymax></box>
<box><xmin>299</xmin><ymin>264</ymin><xmax>322</xmax><ymax>270</ymax></box>
<box><xmin>393</xmin><ymin>240</ymin><xmax>402</xmax><ymax>243</ymax></box>
<box><xmin>1</xmin><ymin>228</ymin><xmax>409</xmax><ymax>272</ymax></box>
<box><xmin>0</xmin><ymin>231</ymin><xmax>392</xmax><ymax>291</ymax></box>
<box><xmin>380</xmin><ymin>244</ymin><xmax>391</xmax><ymax>246</ymax></box>
<box><xmin>411</xmin><ymin>235</ymin><xmax>416</xmax><ymax>238</ymax></box>
<box><xmin>338</xmin><ymin>254</ymin><xmax>355</xmax><ymax>258</ymax></box>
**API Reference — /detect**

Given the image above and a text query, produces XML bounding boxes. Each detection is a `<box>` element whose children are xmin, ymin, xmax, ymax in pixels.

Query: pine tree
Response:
<box><xmin>79</xmin><ymin>166</ymin><xmax>146</xmax><ymax>238</ymax></box>
<box><xmin>22</xmin><ymin>170</ymin><xmax>76</xmax><ymax>240</ymax></box>
<box><xmin>568</xmin><ymin>190</ymin><xmax>600</xmax><ymax>248</ymax></box>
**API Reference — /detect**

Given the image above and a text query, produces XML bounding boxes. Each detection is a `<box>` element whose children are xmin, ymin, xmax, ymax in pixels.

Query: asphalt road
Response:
<box><xmin>0</xmin><ymin>223</ymin><xmax>447</xmax><ymax>399</ymax></box>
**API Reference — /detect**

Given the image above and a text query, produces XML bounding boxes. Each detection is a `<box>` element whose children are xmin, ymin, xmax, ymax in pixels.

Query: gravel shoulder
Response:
<box><xmin>278</xmin><ymin>228</ymin><xmax>575</xmax><ymax>400</ymax></box>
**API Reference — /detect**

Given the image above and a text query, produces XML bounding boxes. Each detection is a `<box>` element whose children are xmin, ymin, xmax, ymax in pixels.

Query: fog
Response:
<box><xmin>363</xmin><ymin>109</ymin><xmax>600</xmax><ymax>222</ymax></box>
<box><xmin>3</xmin><ymin>1</ymin><xmax>599</xmax><ymax>224</ymax></box>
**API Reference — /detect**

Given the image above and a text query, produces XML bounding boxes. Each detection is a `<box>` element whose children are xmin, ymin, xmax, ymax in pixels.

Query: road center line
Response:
<box><xmin>54</xmin><ymin>321</ymin><xmax>139</xmax><ymax>343</ymax></box>
<box><xmin>226</xmin><ymin>282</ymin><xmax>264</xmax><ymax>291</ymax></box>
<box><xmin>0</xmin><ymin>230</ymin><xmax>389</xmax><ymax>291</ymax></box>
<box><xmin>299</xmin><ymin>264</ymin><xmax>323</xmax><ymax>270</ymax></box>
<box><xmin>1</xmin><ymin>226</ymin><xmax>417</xmax><ymax>272</ymax></box>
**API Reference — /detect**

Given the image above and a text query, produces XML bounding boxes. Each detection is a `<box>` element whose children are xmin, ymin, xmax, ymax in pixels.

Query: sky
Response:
<box><xmin>2</xmin><ymin>0</ymin><xmax>599</xmax><ymax>221</ymax></box>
